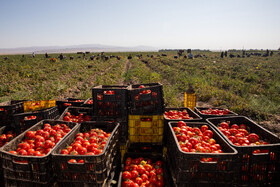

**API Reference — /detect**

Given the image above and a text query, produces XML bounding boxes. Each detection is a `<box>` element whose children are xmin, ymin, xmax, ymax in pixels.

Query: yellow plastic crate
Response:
<box><xmin>128</xmin><ymin>115</ymin><xmax>164</xmax><ymax>143</ymax></box>
<box><xmin>120</xmin><ymin>143</ymin><xmax>127</xmax><ymax>163</ymax></box>
<box><xmin>24</xmin><ymin>100</ymin><xmax>56</xmax><ymax>112</ymax></box>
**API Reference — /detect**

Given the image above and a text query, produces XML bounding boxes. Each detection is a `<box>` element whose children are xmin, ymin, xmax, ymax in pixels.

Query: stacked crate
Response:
<box><xmin>0</xmin><ymin>100</ymin><xmax>24</xmax><ymax>127</ymax></box>
<box><xmin>92</xmin><ymin>85</ymin><xmax>129</xmax><ymax>144</ymax></box>
<box><xmin>56</xmin><ymin>98</ymin><xmax>85</xmax><ymax>115</ymax></box>
<box><xmin>128</xmin><ymin>83</ymin><xmax>164</xmax><ymax>145</ymax></box>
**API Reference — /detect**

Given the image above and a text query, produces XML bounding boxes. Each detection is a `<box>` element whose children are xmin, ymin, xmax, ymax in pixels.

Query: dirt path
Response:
<box><xmin>121</xmin><ymin>60</ymin><xmax>132</xmax><ymax>85</ymax></box>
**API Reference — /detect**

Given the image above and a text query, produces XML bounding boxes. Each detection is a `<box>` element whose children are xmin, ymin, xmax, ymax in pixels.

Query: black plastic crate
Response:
<box><xmin>195</xmin><ymin>107</ymin><xmax>238</xmax><ymax>121</ymax></box>
<box><xmin>58</xmin><ymin>106</ymin><xmax>93</xmax><ymax>122</ymax></box>
<box><xmin>92</xmin><ymin>85</ymin><xmax>128</xmax><ymax>121</ymax></box>
<box><xmin>128</xmin><ymin>83</ymin><xmax>164</xmax><ymax>115</ymax></box>
<box><xmin>56</xmin><ymin>98</ymin><xmax>85</xmax><ymax>114</ymax></box>
<box><xmin>51</xmin><ymin>121</ymin><xmax>120</xmax><ymax>186</ymax></box>
<box><xmin>0</xmin><ymin>126</ymin><xmax>17</xmax><ymax>187</ymax></box>
<box><xmin>82</xmin><ymin>98</ymin><xmax>93</xmax><ymax>108</ymax></box>
<box><xmin>117</xmin><ymin>152</ymin><xmax>172</xmax><ymax>187</ymax></box>
<box><xmin>164</xmin><ymin>107</ymin><xmax>202</xmax><ymax>145</ymax></box>
<box><xmin>0</xmin><ymin>100</ymin><xmax>24</xmax><ymax>127</ymax></box>
<box><xmin>167</xmin><ymin>121</ymin><xmax>238</xmax><ymax>185</ymax></box>
<box><xmin>12</xmin><ymin>106</ymin><xmax>60</xmax><ymax>134</ymax></box>
<box><xmin>206</xmin><ymin>116</ymin><xmax>280</xmax><ymax>186</ymax></box>
<box><xmin>127</xmin><ymin>142</ymin><xmax>164</xmax><ymax>154</ymax></box>
<box><xmin>0</xmin><ymin>120</ymin><xmax>78</xmax><ymax>187</ymax></box>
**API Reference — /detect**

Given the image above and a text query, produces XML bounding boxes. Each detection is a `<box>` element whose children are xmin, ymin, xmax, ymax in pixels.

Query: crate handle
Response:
<box><xmin>13</xmin><ymin>159</ymin><xmax>28</xmax><ymax>165</ymax></box>
<box><xmin>200</xmin><ymin>158</ymin><xmax>218</xmax><ymax>164</ymax></box>
<box><xmin>252</xmin><ymin>149</ymin><xmax>269</xmax><ymax>155</ymax></box>
<box><xmin>104</xmin><ymin>90</ymin><xmax>115</xmax><ymax>95</ymax></box>
<box><xmin>140</xmin><ymin>118</ymin><xmax>152</xmax><ymax>121</ymax></box>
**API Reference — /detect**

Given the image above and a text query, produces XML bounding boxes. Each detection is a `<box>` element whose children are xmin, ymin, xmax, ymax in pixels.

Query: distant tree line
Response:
<box><xmin>158</xmin><ymin>49</ymin><xmax>211</xmax><ymax>52</ymax></box>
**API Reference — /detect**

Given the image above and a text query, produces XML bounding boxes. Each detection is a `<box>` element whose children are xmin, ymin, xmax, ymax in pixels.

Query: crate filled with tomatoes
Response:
<box><xmin>12</xmin><ymin>106</ymin><xmax>60</xmax><ymax>134</ymax></box>
<box><xmin>23</xmin><ymin>100</ymin><xmax>56</xmax><ymax>112</ymax></box>
<box><xmin>0</xmin><ymin>100</ymin><xmax>24</xmax><ymax>127</ymax></box>
<box><xmin>128</xmin><ymin>114</ymin><xmax>164</xmax><ymax>144</ymax></box>
<box><xmin>164</xmin><ymin>107</ymin><xmax>202</xmax><ymax>145</ymax></box>
<box><xmin>128</xmin><ymin>83</ymin><xmax>164</xmax><ymax>115</ymax></box>
<box><xmin>118</xmin><ymin>152</ymin><xmax>172</xmax><ymax>187</ymax></box>
<box><xmin>0</xmin><ymin>120</ymin><xmax>78</xmax><ymax>187</ymax></box>
<box><xmin>56</xmin><ymin>98</ymin><xmax>85</xmax><ymax>114</ymax></box>
<box><xmin>51</xmin><ymin>121</ymin><xmax>120</xmax><ymax>186</ymax></box>
<box><xmin>206</xmin><ymin>116</ymin><xmax>280</xmax><ymax>186</ymax></box>
<box><xmin>82</xmin><ymin>98</ymin><xmax>93</xmax><ymax>108</ymax></box>
<box><xmin>58</xmin><ymin>106</ymin><xmax>93</xmax><ymax>123</ymax></box>
<box><xmin>194</xmin><ymin>107</ymin><xmax>238</xmax><ymax>121</ymax></box>
<box><xmin>0</xmin><ymin>126</ymin><xmax>17</xmax><ymax>187</ymax></box>
<box><xmin>166</xmin><ymin>121</ymin><xmax>238</xmax><ymax>186</ymax></box>
<box><xmin>92</xmin><ymin>85</ymin><xmax>128</xmax><ymax>121</ymax></box>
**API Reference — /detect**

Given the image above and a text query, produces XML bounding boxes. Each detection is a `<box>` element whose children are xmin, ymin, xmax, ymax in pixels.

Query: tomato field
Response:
<box><xmin>1</xmin><ymin>51</ymin><xmax>279</xmax><ymax>135</ymax></box>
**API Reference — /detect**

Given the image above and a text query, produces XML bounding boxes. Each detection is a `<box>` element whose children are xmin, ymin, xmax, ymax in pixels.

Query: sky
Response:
<box><xmin>0</xmin><ymin>0</ymin><xmax>279</xmax><ymax>50</ymax></box>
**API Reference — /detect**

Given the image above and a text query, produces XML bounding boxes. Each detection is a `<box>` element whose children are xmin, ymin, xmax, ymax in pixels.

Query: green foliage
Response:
<box><xmin>0</xmin><ymin>51</ymin><xmax>279</xmax><ymax>121</ymax></box>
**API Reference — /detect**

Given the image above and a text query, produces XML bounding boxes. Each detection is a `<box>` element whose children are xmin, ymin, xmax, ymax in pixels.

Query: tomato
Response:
<box><xmin>155</xmin><ymin>180</ymin><xmax>164</xmax><ymax>187</ymax></box>
<box><xmin>156</xmin><ymin>168</ymin><xmax>163</xmax><ymax>175</ymax></box>
<box><xmin>131</xmin><ymin>170</ymin><xmax>139</xmax><ymax>179</ymax></box>
<box><xmin>203</xmin><ymin>130</ymin><xmax>213</xmax><ymax>138</ymax></box>
<box><xmin>228</xmin><ymin>136</ymin><xmax>237</xmax><ymax>143</ymax></box>
<box><xmin>201</xmin><ymin>125</ymin><xmax>208</xmax><ymax>132</ymax></box>
<box><xmin>220</xmin><ymin>122</ymin><xmax>229</xmax><ymax>129</ymax></box>
<box><xmin>189</xmin><ymin>137</ymin><xmax>199</xmax><ymax>146</ymax></box>
<box><xmin>177</xmin><ymin>121</ymin><xmax>186</xmax><ymax>128</ymax></box>
<box><xmin>141</xmin><ymin>173</ymin><xmax>148</xmax><ymax>182</ymax></box>
<box><xmin>231</xmin><ymin>124</ymin><xmax>239</xmax><ymax>129</ymax></box>
<box><xmin>247</xmin><ymin>133</ymin><xmax>259</xmax><ymax>143</ymax></box>
<box><xmin>135</xmin><ymin>177</ymin><xmax>143</xmax><ymax>185</ymax></box>
<box><xmin>123</xmin><ymin>171</ymin><xmax>132</xmax><ymax>180</ymax></box>
<box><xmin>60</xmin><ymin>149</ymin><xmax>69</xmax><ymax>154</ymax></box>
<box><xmin>229</xmin><ymin>129</ymin><xmax>239</xmax><ymax>136</ymax></box>
<box><xmin>77</xmin><ymin>146</ymin><xmax>87</xmax><ymax>155</ymax></box>
<box><xmin>26</xmin><ymin>131</ymin><xmax>36</xmax><ymax>139</ymax></box>
<box><xmin>239</xmin><ymin>124</ymin><xmax>246</xmax><ymax>129</ymax></box>
<box><xmin>68</xmin><ymin>159</ymin><xmax>77</xmax><ymax>163</ymax></box>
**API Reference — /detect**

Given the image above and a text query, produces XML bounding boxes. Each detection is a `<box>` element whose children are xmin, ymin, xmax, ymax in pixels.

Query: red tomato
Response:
<box><xmin>122</xmin><ymin>171</ymin><xmax>132</xmax><ymax>180</ymax></box>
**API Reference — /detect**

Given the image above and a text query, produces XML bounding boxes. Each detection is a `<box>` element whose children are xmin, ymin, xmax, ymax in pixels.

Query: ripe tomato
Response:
<box><xmin>122</xmin><ymin>171</ymin><xmax>132</xmax><ymax>180</ymax></box>
<box><xmin>203</xmin><ymin>130</ymin><xmax>213</xmax><ymax>138</ymax></box>
<box><xmin>220</xmin><ymin>122</ymin><xmax>229</xmax><ymax>129</ymax></box>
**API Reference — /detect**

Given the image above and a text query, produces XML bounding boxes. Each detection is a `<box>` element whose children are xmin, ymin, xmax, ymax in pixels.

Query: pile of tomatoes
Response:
<box><xmin>63</xmin><ymin>111</ymin><xmax>91</xmax><ymax>123</ymax></box>
<box><xmin>122</xmin><ymin>157</ymin><xmax>164</xmax><ymax>187</ymax></box>
<box><xmin>24</xmin><ymin>115</ymin><xmax>37</xmax><ymax>121</ymax></box>
<box><xmin>134</xmin><ymin>85</ymin><xmax>157</xmax><ymax>101</ymax></box>
<box><xmin>164</xmin><ymin>109</ymin><xmax>194</xmax><ymax>120</ymax></box>
<box><xmin>217</xmin><ymin>121</ymin><xmax>270</xmax><ymax>150</ymax></box>
<box><xmin>200</xmin><ymin>108</ymin><xmax>230</xmax><ymax>115</ymax></box>
<box><xmin>0</xmin><ymin>131</ymin><xmax>16</xmax><ymax>147</ymax></box>
<box><xmin>173</xmin><ymin>121</ymin><xmax>223</xmax><ymax>154</ymax></box>
<box><xmin>86</xmin><ymin>99</ymin><xmax>93</xmax><ymax>104</ymax></box>
<box><xmin>9</xmin><ymin>123</ymin><xmax>72</xmax><ymax>156</ymax></box>
<box><xmin>60</xmin><ymin>128</ymin><xmax>111</xmax><ymax>163</ymax></box>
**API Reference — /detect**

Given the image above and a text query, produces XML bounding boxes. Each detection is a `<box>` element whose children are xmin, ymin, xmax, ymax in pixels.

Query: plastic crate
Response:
<box><xmin>164</xmin><ymin>107</ymin><xmax>202</xmax><ymax>145</ymax></box>
<box><xmin>0</xmin><ymin>126</ymin><xmax>17</xmax><ymax>187</ymax></box>
<box><xmin>0</xmin><ymin>100</ymin><xmax>24</xmax><ymax>127</ymax></box>
<box><xmin>51</xmin><ymin>121</ymin><xmax>120</xmax><ymax>186</ymax></box>
<box><xmin>206</xmin><ymin>116</ymin><xmax>280</xmax><ymax>186</ymax></box>
<box><xmin>128</xmin><ymin>83</ymin><xmax>164</xmax><ymax>115</ymax></box>
<box><xmin>127</xmin><ymin>142</ymin><xmax>164</xmax><ymax>154</ymax></box>
<box><xmin>0</xmin><ymin>120</ymin><xmax>78</xmax><ymax>187</ymax></box>
<box><xmin>82</xmin><ymin>98</ymin><xmax>93</xmax><ymax>108</ymax></box>
<box><xmin>92</xmin><ymin>85</ymin><xmax>128</xmax><ymax>121</ymax></box>
<box><xmin>117</xmin><ymin>152</ymin><xmax>173</xmax><ymax>187</ymax></box>
<box><xmin>12</xmin><ymin>106</ymin><xmax>60</xmax><ymax>134</ymax></box>
<box><xmin>23</xmin><ymin>100</ymin><xmax>56</xmax><ymax>112</ymax></box>
<box><xmin>166</xmin><ymin>121</ymin><xmax>238</xmax><ymax>185</ymax></box>
<box><xmin>58</xmin><ymin>106</ymin><xmax>93</xmax><ymax>122</ymax></box>
<box><xmin>56</xmin><ymin>98</ymin><xmax>85</xmax><ymax>114</ymax></box>
<box><xmin>128</xmin><ymin>114</ymin><xmax>164</xmax><ymax>144</ymax></box>
<box><xmin>194</xmin><ymin>107</ymin><xmax>238</xmax><ymax>121</ymax></box>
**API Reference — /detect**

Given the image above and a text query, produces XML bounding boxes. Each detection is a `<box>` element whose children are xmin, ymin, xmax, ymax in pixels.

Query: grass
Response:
<box><xmin>0</xmin><ymin>51</ymin><xmax>279</xmax><ymax>121</ymax></box>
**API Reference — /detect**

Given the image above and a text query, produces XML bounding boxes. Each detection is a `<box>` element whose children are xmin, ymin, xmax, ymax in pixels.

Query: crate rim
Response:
<box><xmin>168</xmin><ymin>121</ymin><xmax>238</xmax><ymax>155</ymax></box>
<box><xmin>128</xmin><ymin>82</ymin><xmax>163</xmax><ymax>90</ymax></box>
<box><xmin>0</xmin><ymin>119</ymin><xmax>79</xmax><ymax>159</ymax></box>
<box><xmin>206</xmin><ymin>115</ymin><xmax>280</xmax><ymax>148</ymax></box>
